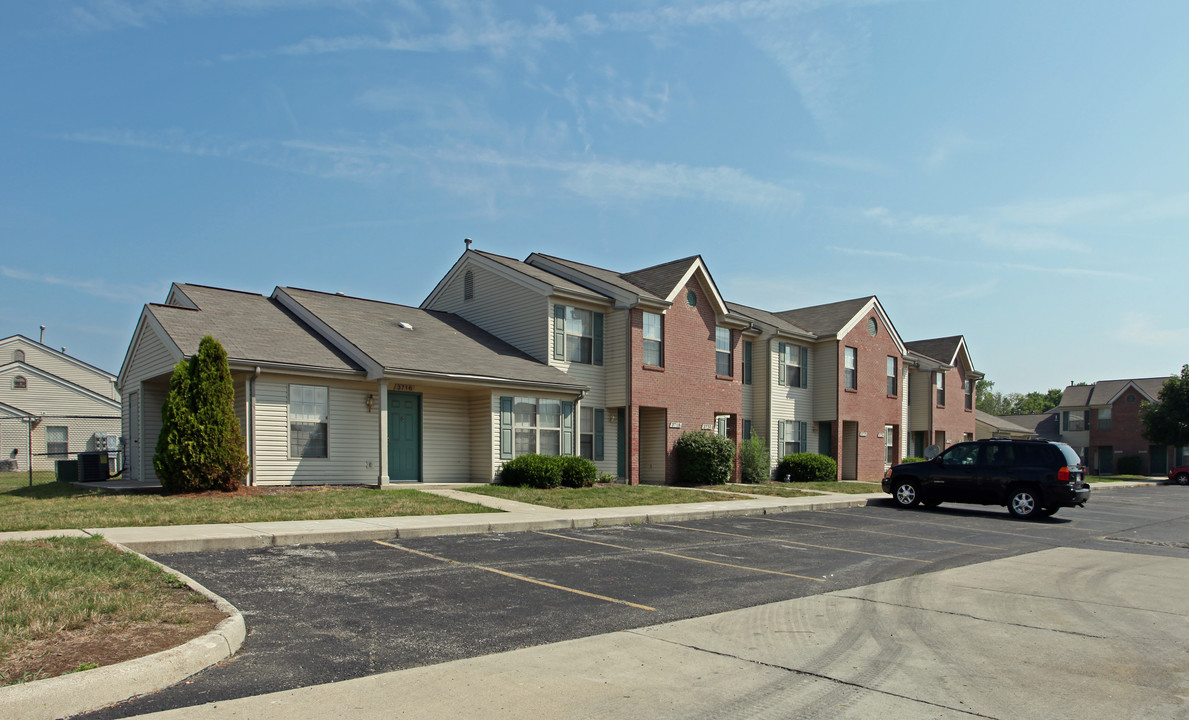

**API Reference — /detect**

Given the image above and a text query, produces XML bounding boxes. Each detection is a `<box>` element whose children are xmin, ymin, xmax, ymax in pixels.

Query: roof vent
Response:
<box><xmin>335</xmin><ymin>291</ymin><xmax>345</xmax><ymax>296</ymax></box>
<box><xmin>398</xmin><ymin>322</ymin><xmax>413</xmax><ymax>330</ymax></box>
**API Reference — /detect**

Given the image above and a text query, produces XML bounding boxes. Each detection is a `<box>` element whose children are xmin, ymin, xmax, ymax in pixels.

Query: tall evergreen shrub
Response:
<box><xmin>674</xmin><ymin>431</ymin><xmax>735</xmax><ymax>485</ymax></box>
<box><xmin>154</xmin><ymin>336</ymin><xmax>250</xmax><ymax>492</ymax></box>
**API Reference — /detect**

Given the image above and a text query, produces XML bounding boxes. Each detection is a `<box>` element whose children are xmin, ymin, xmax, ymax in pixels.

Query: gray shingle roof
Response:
<box><xmin>620</xmin><ymin>256</ymin><xmax>701</xmax><ymax>299</ymax></box>
<box><xmin>150</xmin><ymin>285</ymin><xmax>360</xmax><ymax>372</ymax></box>
<box><xmin>1057</xmin><ymin>377</ymin><xmax>1171</xmax><ymax>408</ymax></box>
<box><xmin>774</xmin><ymin>297</ymin><xmax>874</xmax><ymax>337</ymax></box>
<box><xmin>280</xmin><ymin>287</ymin><xmax>585</xmax><ymax>389</ymax></box>
<box><xmin>726</xmin><ymin>302</ymin><xmax>815</xmax><ymax>338</ymax></box>
<box><xmin>904</xmin><ymin>336</ymin><xmax>963</xmax><ymax>365</ymax></box>
<box><xmin>473</xmin><ymin>251</ymin><xmax>606</xmax><ymax>300</ymax></box>
<box><xmin>530</xmin><ymin>254</ymin><xmax>668</xmax><ymax>300</ymax></box>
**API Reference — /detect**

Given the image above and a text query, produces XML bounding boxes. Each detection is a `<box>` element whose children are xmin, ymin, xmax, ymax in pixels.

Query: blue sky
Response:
<box><xmin>2</xmin><ymin>1</ymin><xmax>1186</xmax><ymax>395</ymax></box>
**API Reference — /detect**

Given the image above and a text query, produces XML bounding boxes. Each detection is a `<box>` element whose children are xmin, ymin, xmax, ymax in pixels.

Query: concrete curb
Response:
<box><xmin>1</xmin><ymin>544</ymin><xmax>246</xmax><ymax>720</ymax></box>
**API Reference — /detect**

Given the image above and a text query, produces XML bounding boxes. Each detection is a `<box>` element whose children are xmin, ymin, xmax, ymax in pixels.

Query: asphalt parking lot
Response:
<box><xmin>79</xmin><ymin>485</ymin><xmax>1189</xmax><ymax>719</ymax></box>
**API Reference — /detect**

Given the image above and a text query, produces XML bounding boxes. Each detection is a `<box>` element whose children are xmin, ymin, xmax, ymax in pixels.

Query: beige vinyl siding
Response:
<box><xmin>812</xmin><ymin>342</ymin><xmax>838</xmax><ymax>421</ymax></box>
<box><xmin>427</xmin><ymin>261</ymin><xmax>550</xmax><ymax>362</ymax></box>
<box><xmin>639</xmin><ymin>407</ymin><xmax>667</xmax><ymax>484</ymax></box>
<box><xmin>1</xmin><ymin>338</ymin><xmax>117</xmax><ymax>399</ymax></box>
<box><xmin>475</xmin><ymin>393</ymin><xmax>498</xmax><ymax>481</ymax></box>
<box><xmin>253</xmin><ymin>375</ymin><xmax>380</xmax><ymax>485</ymax></box>
<box><xmin>420</xmin><ymin>386</ymin><xmax>471</xmax><ymax>482</ymax></box>
<box><xmin>123</xmin><ymin>391</ymin><xmax>140</xmax><ymax>481</ymax></box>
<box><xmin>139</xmin><ymin>382</ymin><xmax>168</xmax><ymax>483</ymax></box>
<box><xmin>0</xmin><ymin>366</ymin><xmax>120</xmax><ymax>417</ymax></box>
<box><xmin>768</xmin><ymin>338</ymin><xmax>816</xmax><ymax>463</ymax></box>
<box><xmin>603</xmin><ymin>309</ymin><xmax>628</xmax><ymax>408</ymax></box>
<box><xmin>908</xmin><ymin>369</ymin><xmax>931</xmax><ymax>431</ymax></box>
<box><xmin>121</xmin><ymin>326</ymin><xmax>179</xmax><ymax>390</ymax></box>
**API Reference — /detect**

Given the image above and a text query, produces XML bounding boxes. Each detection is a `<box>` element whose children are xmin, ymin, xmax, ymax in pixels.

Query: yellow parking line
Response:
<box><xmin>651</xmin><ymin>523</ymin><xmax>932</xmax><ymax>564</ymax></box>
<box><xmin>372</xmin><ymin>540</ymin><xmax>656</xmax><ymax>612</ymax></box>
<box><xmin>754</xmin><ymin>516</ymin><xmax>1005</xmax><ymax>550</ymax></box>
<box><xmin>824</xmin><ymin>510</ymin><xmax>1058</xmax><ymax>541</ymax></box>
<box><xmin>533</xmin><ymin>531</ymin><xmax>826</xmax><ymax>582</ymax></box>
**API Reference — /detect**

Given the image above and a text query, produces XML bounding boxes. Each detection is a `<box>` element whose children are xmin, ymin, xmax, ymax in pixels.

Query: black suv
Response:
<box><xmin>882</xmin><ymin>439</ymin><xmax>1090</xmax><ymax>519</ymax></box>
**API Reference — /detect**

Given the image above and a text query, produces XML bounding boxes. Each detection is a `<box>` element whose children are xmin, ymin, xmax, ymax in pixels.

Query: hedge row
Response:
<box><xmin>499</xmin><ymin>454</ymin><xmax>598</xmax><ymax>488</ymax></box>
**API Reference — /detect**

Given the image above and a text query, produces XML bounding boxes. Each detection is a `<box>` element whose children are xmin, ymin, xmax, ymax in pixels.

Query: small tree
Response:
<box><xmin>1141</xmin><ymin>365</ymin><xmax>1189</xmax><ymax>453</ymax></box>
<box><xmin>739</xmin><ymin>436</ymin><xmax>769</xmax><ymax>484</ymax></box>
<box><xmin>154</xmin><ymin>336</ymin><xmax>250</xmax><ymax>493</ymax></box>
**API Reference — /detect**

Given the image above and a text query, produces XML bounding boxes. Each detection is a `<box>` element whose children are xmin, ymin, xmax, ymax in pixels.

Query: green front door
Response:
<box><xmin>388</xmin><ymin>392</ymin><xmax>421</xmax><ymax>482</ymax></box>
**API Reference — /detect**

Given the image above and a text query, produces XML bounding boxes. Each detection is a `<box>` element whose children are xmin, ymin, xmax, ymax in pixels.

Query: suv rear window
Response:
<box><xmin>1053</xmin><ymin>443</ymin><xmax>1082</xmax><ymax>467</ymax></box>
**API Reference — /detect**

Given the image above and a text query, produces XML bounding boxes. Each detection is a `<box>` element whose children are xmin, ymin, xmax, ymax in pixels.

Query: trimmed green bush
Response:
<box><xmin>1116</xmin><ymin>454</ymin><xmax>1143</xmax><ymax>476</ymax></box>
<box><xmin>675</xmin><ymin>431</ymin><xmax>735</xmax><ymax>485</ymax></box>
<box><xmin>739</xmin><ymin>436</ymin><xmax>769</xmax><ymax>484</ymax></box>
<box><xmin>154</xmin><ymin>336</ymin><xmax>250</xmax><ymax>493</ymax></box>
<box><xmin>900</xmin><ymin>456</ymin><xmax>928</xmax><ymax>464</ymax></box>
<box><xmin>558</xmin><ymin>456</ymin><xmax>598</xmax><ymax>488</ymax></box>
<box><xmin>499</xmin><ymin>454</ymin><xmax>561</xmax><ymax>488</ymax></box>
<box><xmin>776</xmin><ymin>453</ymin><xmax>837</xmax><ymax>483</ymax></box>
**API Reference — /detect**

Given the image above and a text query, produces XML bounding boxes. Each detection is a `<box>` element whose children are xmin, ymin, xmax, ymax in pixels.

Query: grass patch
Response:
<box><xmin>0</xmin><ymin>472</ymin><xmax>498</xmax><ymax>532</ymax></box>
<box><xmin>461</xmin><ymin>484</ymin><xmax>752</xmax><ymax>509</ymax></box>
<box><xmin>701</xmin><ymin>484</ymin><xmax>818</xmax><ymax>498</ymax></box>
<box><xmin>0</xmin><ymin>536</ymin><xmax>219</xmax><ymax>686</ymax></box>
<box><xmin>720</xmin><ymin>481</ymin><xmax>881</xmax><ymax>496</ymax></box>
<box><xmin>795</xmin><ymin>481</ymin><xmax>883</xmax><ymax>494</ymax></box>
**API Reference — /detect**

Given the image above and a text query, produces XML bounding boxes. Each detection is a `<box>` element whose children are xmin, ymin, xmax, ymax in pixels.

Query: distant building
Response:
<box><xmin>1054</xmin><ymin>377</ymin><xmax>1182</xmax><ymax>475</ymax></box>
<box><xmin>0</xmin><ymin>335</ymin><xmax>121</xmax><ymax>471</ymax></box>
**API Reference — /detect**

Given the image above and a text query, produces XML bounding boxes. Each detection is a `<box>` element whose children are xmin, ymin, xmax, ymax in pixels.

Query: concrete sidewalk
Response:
<box><xmin>104</xmin><ymin>546</ymin><xmax>1189</xmax><ymax>720</ymax></box>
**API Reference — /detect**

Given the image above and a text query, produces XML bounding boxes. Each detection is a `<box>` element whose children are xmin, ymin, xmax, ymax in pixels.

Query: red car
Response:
<box><xmin>1169</xmin><ymin>466</ymin><xmax>1189</xmax><ymax>485</ymax></box>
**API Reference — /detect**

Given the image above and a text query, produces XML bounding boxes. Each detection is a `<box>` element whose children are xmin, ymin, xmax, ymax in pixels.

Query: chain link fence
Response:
<box><xmin>0</xmin><ymin>415</ymin><xmax>123</xmax><ymax>488</ymax></box>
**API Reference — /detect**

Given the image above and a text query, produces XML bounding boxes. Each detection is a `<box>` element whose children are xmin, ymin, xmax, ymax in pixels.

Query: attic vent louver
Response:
<box><xmin>398</xmin><ymin>322</ymin><xmax>413</xmax><ymax>330</ymax></box>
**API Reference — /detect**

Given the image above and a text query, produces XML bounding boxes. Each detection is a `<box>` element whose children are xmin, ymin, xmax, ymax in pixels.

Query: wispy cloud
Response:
<box><xmin>795</xmin><ymin>151</ymin><xmax>891</xmax><ymax>175</ymax></box>
<box><xmin>861</xmin><ymin>205</ymin><xmax>1089</xmax><ymax>253</ymax></box>
<box><xmin>1116</xmin><ymin>312</ymin><xmax>1189</xmax><ymax>349</ymax></box>
<box><xmin>64</xmin><ymin>0</ymin><xmax>368</xmax><ymax>33</ymax></box>
<box><xmin>1</xmin><ymin>265</ymin><xmax>166</xmax><ymax>303</ymax></box>
<box><xmin>58</xmin><ymin>127</ymin><xmax>800</xmax><ymax>212</ymax></box>
<box><xmin>923</xmin><ymin>129</ymin><xmax>975</xmax><ymax>172</ymax></box>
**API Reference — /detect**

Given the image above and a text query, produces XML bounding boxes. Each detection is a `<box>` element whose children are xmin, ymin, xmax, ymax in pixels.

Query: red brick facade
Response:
<box><xmin>1089</xmin><ymin>392</ymin><xmax>1171</xmax><ymax>474</ymax></box>
<box><xmin>834</xmin><ymin>311</ymin><xmax>904</xmax><ymax>482</ymax></box>
<box><xmin>626</xmin><ymin>276</ymin><xmax>742</xmax><ymax>484</ymax></box>
<box><xmin>931</xmin><ymin>365</ymin><xmax>976</xmax><ymax>447</ymax></box>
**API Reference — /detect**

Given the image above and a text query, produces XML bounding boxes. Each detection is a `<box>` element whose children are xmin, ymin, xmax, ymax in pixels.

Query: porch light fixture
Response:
<box><xmin>366</xmin><ymin>394</ymin><xmax>375</xmax><ymax>412</ymax></box>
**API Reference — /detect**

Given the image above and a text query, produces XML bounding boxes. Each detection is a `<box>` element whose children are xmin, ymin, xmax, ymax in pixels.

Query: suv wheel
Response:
<box><xmin>893</xmin><ymin>481</ymin><xmax>921</xmax><ymax>508</ymax></box>
<box><xmin>1175</xmin><ymin>473</ymin><xmax>1189</xmax><ymax>486</ymax></box>
<box><xmin>1007</xmin><ymin>487</ymin><xmax>1041</xmax><ymax>519</ymax></box>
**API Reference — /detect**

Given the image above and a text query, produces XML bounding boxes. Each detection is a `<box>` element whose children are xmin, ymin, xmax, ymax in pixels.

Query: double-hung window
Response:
<box><xmin>885</xmin><ymin>425</ymin><xmax>896</xmax><ymax>464</ymax></box>
<box><xmin>886</xmin><ymin>357</ymin><xmax>898</xmax><ymax>396</ymax></box>
<box><xmin>964</xmin><ymin>379</ymin><xmax>974</xmax><ymax>410</ymax></box>
<box><xmin>778</xmin><ymin>420</ymin><xmax>807</xmax><ymax>455</ymax></box>
<box><xmin>553</xmin><ymin>305</ymin><xmax>603</xmax><ymax>365</ymax></box>
<box><xmin>46</xmin><ymin>426</ymin><xmax>68</xmax><ymax>458</ymax></box>
<box><xmin>643</xmin><ymin>312</ymin><xmax>663</xmax><ymax>367</ymax></box>
<box><xmin>780</xmin><ymin>343</ymin><xmax>807</xmax><ymax>388</ymax></box>
<box><xmin>289</xmin><ymin>385</ymin><xmax>328</xmax><ymax>458</ymax></box>
<box><xmin>844</xmin><ymin>347</ymin><xmax>857</xmax><ymax>390</ymax></box>
<box><xmin>935</xmin><ymin>373</ymin><xmax>945</xmax><ymax>406</ymax></box>
<box><xmin>715</xmin><ymin>327</ymin><xmax>732</xmax><ymax>376</ymax></box>
<box><xmin>505</xmin><ymin>397</ymin><xmax>577</xmax><ymax>459</ymax></box>
<box><xmin>579</xmin><ymin>406</ymin><xmax>605</xmax><ymax>461</ymax></box>
<box><xmin>1098</xmin><ymin>408</ymin><xmax>1112</xmax><ymax>430</ymax></box>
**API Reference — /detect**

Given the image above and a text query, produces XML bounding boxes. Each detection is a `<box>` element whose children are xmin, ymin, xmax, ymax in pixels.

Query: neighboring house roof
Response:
<box><xmin>774</xmin><ymin>297</ymin><xmax>875</xmax><ymax>337</ymax></box>
<box><xmin>1057</xmin><ymin>377</ymin><xmax>1171</xmax><ymax>408</ymax></box>
<box><xmin>277</xmin><ymin>287</ymin><xmax>587</xmax><ymax>391</ymax></box>
<box><xmin>905</xmin><ymin>337</ymin><xmax>963</xmax><ymax>365</ymax></box>
<box><xmin>726</xmin><ymin>302</ymin><xmax>815</xmax><ymax>339</ymax></box>
<box><xmin>472</xmin><ymin>251</ymin><xmax>607</xmax><ymax>300</ymax></box>
<box><xmin>0</xmin><ymin>334</ymin><xmax>117</xmax><ymax>380</ymax></box>
<box><xmin>620</xmin><ymin>256</ymin><xmax>703</xmax><ymax>299</ymax></box>
<box><xmin>0</xmin><ymin>400</ymin><xmax>32</xmax><ymax>418</ymax></box>
<box><xmin>530</xmin><ymin>253</ymin><xmax>671</xmax><ymax>301</ymax></box>
<box><xmin>976</xmin><ymin>411</ymin><xmax>1036</xmax><ymax>436</ymax></box>
<box><xmin>1008</xmin><ymin>413</ymin><xmax>1062</xmax><ymax>441</ymax></box>
<box><xmin>144</xmin><ymin>284</ymin><xmax>362</xmax><ymax>374</ymax></box>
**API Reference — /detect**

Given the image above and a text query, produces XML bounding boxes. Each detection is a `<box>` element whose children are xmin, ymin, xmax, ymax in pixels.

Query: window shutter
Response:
<box><xmin>778</xmin><ymin>343</ymin><xmax>787</xmax><ymax>386</ymax></box>
<box><xmin>593</xmin><ymin>312</ymin><xmax>604</xmax><ymax>366</ymax></box>
<box><xmin>499</xmin><ymin>397</ymin><xmax>513</xmax><ymax>459</ymax></box>
<box><xmin>594</xmin><ymin>408</ymin><xmax>605</xmax><ymax>461</ymax></box>
<box><xmin>800</xmin><ymin>422</ymin><xmax>808</xmax><ymax>451</ymax></box>
<box><xmin>777</xmin><ymin>420</ymin><xmax>785</xmax><ymax>454</ymax></box>
<box><xmin>553</xmin><ymin>305</ymin><xmax>566</xmax><ymax>361</ymax></box>
<box><xmin>562</xmin><ymin>401</ymin><xmax>574</xmax><ymax>456</ymax></box>
<box><xmin>743</xmin><ymin>419</ymin><xmax>752</xmax><ymax>441</ymax></box>
<box><xmin>800</xmin><ymin>346</ymin><xmax>809</xmax><ymax>388</ymax></box>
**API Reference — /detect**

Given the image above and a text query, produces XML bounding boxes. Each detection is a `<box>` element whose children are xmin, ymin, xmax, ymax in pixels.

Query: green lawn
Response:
<box><xmin>461</xmin><ymin>484</ymin><xmax>753</xmax><ymax>509</ymax></box>
<box><xmin>0</xmin><ymin>536</ymin><xmax>209</xmax><ymax>685</ymax></box>
<box><xmin>1086</xmin><ymin>475</ymin><xmax>1158</xmax><ymax>483</ymax></box>
<box><xmin>0</xmin><ymin>472</ymin><xmax>497</xmax><ymax>533</ymax></box>
<box><xmin>711</xmin><ymin>481</ymin><xmax>881</xmax><ymax>497</ymax></box>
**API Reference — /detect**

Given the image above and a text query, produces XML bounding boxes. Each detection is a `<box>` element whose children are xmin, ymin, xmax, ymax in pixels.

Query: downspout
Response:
<box><xmin>625</xmin><ymin>305</ymin><xmax>635</xmax><ymax>484</ymax></box>
<box><xmin>246</xmin><ymin>370</ymin><xmax>258</xmax><ymax>487</ymax></box>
